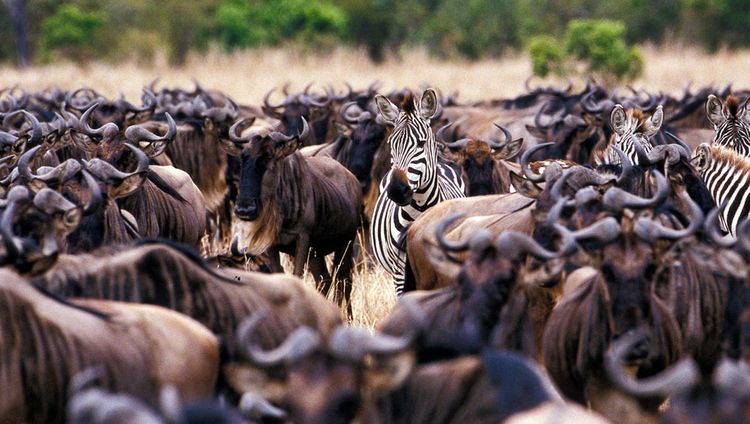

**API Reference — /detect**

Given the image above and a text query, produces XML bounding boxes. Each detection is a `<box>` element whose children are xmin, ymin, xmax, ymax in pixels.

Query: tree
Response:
<box><xmin>528</xmin><ymin>19</ymin><xmax>643</xmax><ymax>85</ymax></box>
<box><xmin>3</xmin><ymin>0</ymin><xmax>31</xmax><ymax>66</ymax></box>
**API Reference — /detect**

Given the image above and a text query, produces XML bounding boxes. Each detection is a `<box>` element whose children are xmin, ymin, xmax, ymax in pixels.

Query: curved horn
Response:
<box><xmin>486</xmin><ymin>123</ymin><xmax>512</xmax><ymax>149</ymax></box>
<box><xmin>228</xmin><ymin>117</ymin><xmax>258</xmax><ymax>144</ymax></box>
<box><xmin>125</xmin><ymin>113</ymin><xmax>177</xmax><ymax>144</ymax></box>
<box><xmin>329</xmin><ymin>325</ymin><xmax>416</xmax><ymax>362</ymax></box>
<box><xmin>602</xmin><ymin>171</ymin><xmax>669</xmax><ymax>212</ymax></box>
<box><xmin>237</xmin><ymin>310</ymin><xmax>321</xmax><ymax>368</ymax></box>
<box><xmin>434</xmin><ymin>212</ymin><xmax>469</xmax><ymax>252</ymax></box>
<box><xmin>78</xmin><ymin>103</ymin><xmax>119</xmax><ymax>139</ymax></box>
<box><xmin>496</xmin><ymin>224</ymin><xmax>576</xmax><ymax>260</ymax></box>
<box><xmin>520</xmin><ymin>142</ymin><xmax>554</xmax><ymax>183</ymax></box>
<box><xmin>80</xmin><ymin>170</ymin><xmax>103</xmax><ymax>215</ymax></box>
<box><xmin>82</xmin><ymin>143</ymin><xmax>149</xmax><ymax>181</ymax></box>
<box><xmin>0</xmin><ymin>186</ymin><xmax>30</xmax><ymax>263</ymax></box>
<box><xmin>239</xmin><ymin>393</ymin><xmax>288</xmax><ymax>422</ymax></box>
<box><xmin>611</xmin><ymin>146</ymin><xmax>633</xmax><ymax>184</ymax></box>
<box><xmin>17</xmin><ymin>145</ymin><xmax>43</xmax><ymax>183</ymax></box>
<box><xmin>263</xmin><ymin>88</ymin><xmax>286</xmax><ymax>112</ymax></box>
<box><xmin>340</xmin><ymin>101</ymin><xmax>365</xmax><ymax>124</ymax></box>
<box><xmin>570</xmin><ymin>217</ymin><xmax>622</xmax><ymax>245</ymax></box>
<box><xmin>269</xmin><ymin>117</ymin><xmax>308</xmax><ymax>143</ymax></box>
<box><xmin>605</xmin><ymin>330</ymin><xmax>699</xmax><ymax>397</ymax></box>
<box><xmin>634</xmin><ymin>190</ymin><xmax>705</xmax><ymax>242</ymax></box>
<box><xmin>704</xmin><ymin>204</ymin><xmax>734</xmax><ymax>247</ymax></box>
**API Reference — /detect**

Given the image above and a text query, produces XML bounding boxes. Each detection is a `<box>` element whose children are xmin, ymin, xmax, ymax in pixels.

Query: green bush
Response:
<box><xmin>528</xmin><ymin>35</ymin><xmax>564</xmax><ymax>77</ymax></box>
<box><xmin>528</xmin><ymin>19</ymin><xmax>643</xmax><ymax>84</ymax></box>
<box><xmin>40</xmin><ymin>4</ymin><xmax>104</xmax><ymax>62</ymax></box>
<box><xmin>212</xmin><ymin>0</ymin><xmax>348</xmax><ymax>51</ymax></box>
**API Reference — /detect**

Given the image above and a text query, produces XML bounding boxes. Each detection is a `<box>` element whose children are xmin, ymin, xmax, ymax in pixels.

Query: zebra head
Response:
<box><xmin>374</xmin><ymin>89</ymin><xmax>440</xmax><ymax>206</ymax></box>
<box><xmin>706</xmin><ymin>95</ymin><xmax>750</xmax><ymax>155</ymax></box>
<box><xmin>605</xmin><ymin>104</ymin><xmax>663</xmax><ymax>165</ymax></box>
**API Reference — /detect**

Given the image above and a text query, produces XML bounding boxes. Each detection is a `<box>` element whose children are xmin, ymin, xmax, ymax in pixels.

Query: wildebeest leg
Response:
<box><xmin>268</xmin><ymin>247</ymin><xmax>283</xmax><ymax>273</ymax></box>
<box><xmin>292</xmin><ymin>235</ymin><xmax>311</xmax><ymax>277</ymax></box>
<box><xmin>332</xmin><ymin>241</ymin><xmax>354</xmax><ymax>317</ymax></box>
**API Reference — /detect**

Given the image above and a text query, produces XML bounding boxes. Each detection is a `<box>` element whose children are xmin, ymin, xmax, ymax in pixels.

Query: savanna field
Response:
<box><xmin>1</xmin><ymin>45</ymin><xmax>745</xmax><ymax>328</ymax></box>
<box><xmin>7</xmin><ymin>41</ymin><xmax>750</xmax><ymax>424</ymax></box>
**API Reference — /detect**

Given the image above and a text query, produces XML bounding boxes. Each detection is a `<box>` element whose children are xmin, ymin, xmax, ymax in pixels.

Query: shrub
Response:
<box><xmin>40</xmin><ymin>4</ymin><xmax>103</xmax><ymax>62</ymax></box>
<box><xmin>528</xmin><ymin>19</ymin><xmax>643</xmax><ymax>85</ymax></box>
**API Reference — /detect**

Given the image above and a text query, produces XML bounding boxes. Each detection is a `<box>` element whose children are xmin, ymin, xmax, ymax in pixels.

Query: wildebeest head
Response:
<box><xmin>221</xmin><ymin>117</ymin><xmax>309</xmax><ymax>221</ymax></box>
<box><xmin>339</xmin><ymin>101</ymin><xmax>388</xmax><ymax>193</ymax></box>
<box><xmin>234</xmin><ymin>310</ymin><xmax>417</xmax><ymax>424</ymax></box>
<box><xmin>263</xmin><ymin>84</ymin><xmax>332</xmax><ymax>142</ymax></box>
<box><xmin>0</xmin><ymin>178</ymin><xmax>100</xmax><ymax>274</ymax></box>
<box><xmin>436</xmin><ymin>122</ymin><xmax>523</xmax><ymax>196</ymax></box>
<box><xmin>375</xmin><ymin>89</ymin><xmax>440</xmax><ymax>206</ymax></box>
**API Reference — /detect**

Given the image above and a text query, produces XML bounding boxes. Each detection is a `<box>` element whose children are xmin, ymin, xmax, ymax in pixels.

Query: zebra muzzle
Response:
<box><xmin>387</xmin><ymin>169</ymin><xmax>413</xmax><ymax>206</ymax></box>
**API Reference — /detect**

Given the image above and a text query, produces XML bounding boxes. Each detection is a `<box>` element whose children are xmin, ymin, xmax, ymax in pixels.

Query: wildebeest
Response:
<box><xmin>0</xmin><ymin>270</ymin><xmax>218</xmax><ymax>423</ymax></box>
<box><xmin>223</xmin><ymin>117</ymin><xmax>362</xmax><ymax>311</ymax></box>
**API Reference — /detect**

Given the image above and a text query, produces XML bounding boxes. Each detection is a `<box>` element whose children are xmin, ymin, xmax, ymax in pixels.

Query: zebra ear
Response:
<box><xmin>375</xmin><ymin>95</ymin><xmax>399</xmax><ymax>124</ymax></box>
<box><xmin>419</xmin><ymin>89</ymin><xmax>439</xmax><ymax>120</ymax></box>
<box><xmin>645</xmin><ymin>105</ymin><xmax>663</xmax><ymax>137</ymax></box>
<box><xmin>610</xmin><ymin>104</ymin><xmax>627</xmax><ymax>136</ymax></box>
<box><xmin>706</xmin><ymin>95</ymin><xmax>724</xmax><ymax>126</ymax></box>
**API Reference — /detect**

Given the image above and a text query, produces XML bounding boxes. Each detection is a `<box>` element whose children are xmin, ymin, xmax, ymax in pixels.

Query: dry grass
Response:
<box><xmin>3</xmin><ymin>44</ymin><xmax>749</xmax><ymax>105</ymax></box>
<box><xmin>6</xmin><ymin>44</ymin><xmax>749</xmax><ymax>327</ymax></box>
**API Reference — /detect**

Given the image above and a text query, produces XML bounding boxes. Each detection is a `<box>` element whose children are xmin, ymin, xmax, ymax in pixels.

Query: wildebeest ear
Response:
<box><xmin>375</xmin><ymin>95</ymin><xmax>399</xmax><ymax>124</ymax></box>
<box><xmin>273</xmin><ymin>138</ymin><xmax>299</xmax><ymax>159</ymax></box>
<box><xmin>645</xmin><ymin>105</ymin><xmax>663</xmax><ymax>137</ymax></box>
<box><xmin>509</xmin><ymin>171</ymin><xmax>542</xmax><ymax>198</ymax></box>
<box><xmin>218</xmin><ymin>138</ymin><xmax>243</xmax><ymax>156</ymax></box>
<box><xmin>419</xmin><ymin>88</ymin><xmax>439</xmax><ymax>120</ymax></box>
<box><xmin>108</xmin><ymin>173</ymin><xmax>147</xmax><ymax>199</ymax></box>
<box><xmin>334</xmin><ymin>122</ymin><xmax>352</xmax><ymax>137</ymax></box>
<box><xmin>365</xmin><ymin>350</ymin><xmax>416</xmax><ymax>396</ymax></box>
<box><xmin>493</xmin><ymin>138</ymin><xmax>524</xmax><ymax>161</ymax></box>
<box><xmin>524</xmin><ymin>124</ymin><xmax>547</xmax><ymax>140</ymax></box>
<box><xmin>706</xmin><ymin>94</ymin><xmax>724</xmax><ymax>126</ymax></box>
<box><xmin>610</xmin><ymin>104</ymin><xmax>627</xmax><ymax>136</ymax></box>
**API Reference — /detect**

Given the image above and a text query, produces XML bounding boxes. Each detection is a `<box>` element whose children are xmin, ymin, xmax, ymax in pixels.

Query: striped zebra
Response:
<box><xmin>706</xmin><ymin>94</ymin><xmax>750</xmax><ymax>156</ymax></box>
<box><xmin>598</xmin><ymin>104</ymin><xmax>663</xmax><ymax>165</ymax></box>
<box><xmin>694</xmin><ymin>142</ymin><xmax>750</xmax><ymax>236</ymax></box>
<box><xmin>370</xmin><ymin>89</ymin><xmax>465</xmax><ymax>295</ymax></box>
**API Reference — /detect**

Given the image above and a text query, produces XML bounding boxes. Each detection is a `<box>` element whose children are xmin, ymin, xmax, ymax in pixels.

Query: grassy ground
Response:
<box><xmin>3</xmin><ymin>45</ymin><xmax>745</xmax><ymax>327</ymax></box>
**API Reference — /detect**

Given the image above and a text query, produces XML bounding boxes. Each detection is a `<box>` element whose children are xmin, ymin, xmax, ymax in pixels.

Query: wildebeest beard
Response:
<box><xmin>237</xmin><ymin>154</ymin><xmax>307</xmax><ymax>255</ymax></box>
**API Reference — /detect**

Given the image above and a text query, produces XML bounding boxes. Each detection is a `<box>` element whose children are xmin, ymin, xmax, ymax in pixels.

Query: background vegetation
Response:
<box><xmin>0</xmin><ymin>0</ymin><xmax>746</xmax><ymax>79</ymax></box>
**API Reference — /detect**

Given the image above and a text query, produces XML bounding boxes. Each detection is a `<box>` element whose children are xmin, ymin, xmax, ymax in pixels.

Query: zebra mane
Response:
<box><xmin>401</xmin><ymin>91</ymin><xmax>416</xmax><ymax>114</ymax></box>
<box><xmin>725</xmin><ymin>95</ymin><xmax>740</xmax><ymax>118</ymax></box>
<box><xmin>626</xmin><ymin>108</ymin><xmax>650</xmax><ymax>133</ymax></box>
<box><xmin>708</xmin><ymin>144</ymin><xmax>750</xmax><ymax>173</ymax></box>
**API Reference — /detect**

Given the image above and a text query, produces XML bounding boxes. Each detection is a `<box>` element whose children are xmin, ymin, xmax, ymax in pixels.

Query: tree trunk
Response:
<box><xmin>4</xmin><ymin>0</ymin><xmax>31</xmax><ymax>67</ymax></box>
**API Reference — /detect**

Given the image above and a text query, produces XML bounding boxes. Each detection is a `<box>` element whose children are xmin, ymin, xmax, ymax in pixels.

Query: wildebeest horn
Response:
<box><xmin>228</xmin><ymin>117</ymin><xmax>258</xmax><ymax>144</ymax></box>
<box><xmin>713</xmin><ymin>358</ymin><xmax>750</xmax><ymax>398</ymax></box>
<box><xmin>125</xmin><ymin>113</ymin><xmax>177</xmax><ymax>144</ymax></box>
<box><xmin>340</xmin><ymin>101</ymin><xmax>368</xmax><ymax>124</ymax></box>
<box><xmin>81</xmin><ymin>170</ymin><xmax>103</xmax><ymax>215</ymax></box>
<box><xmin>269</xmin><ymin>117</ymin><xmax>309</xmax><ymax>143</ymax></box>
<box><xmin>550</xmin><ymin>166</ymin><xmax>615</xmax><ymax>202</ymax></box>
<box><xmin>329</xmin><ymin>325</ymin><xmax>415</xmax><ymax>362</ymax></box>
<box><xmin>239</xmin><ymin>393</ymin><xmax>288</xmax><ymax>421</ymax></box>
<box><xmin>484</xmin><ymin>123</ymin><xmax>512</xmax><ymax>150</ymax></box>
<box><xmin>230</xmin><ymin>234</ymin><xmax>246</xmax><ymax>256</ymax></box>
<box><xmin>602</xmin><ymin>171</ymin><xmax>669</xmax><ymax>212</ymax></box>
<box><xmin>263</xmin><ymin>88</ymin><xmax>286</xmax><ymax>111</ymax></box>
<box><xmin>82</xmin><ymin>143</ymin><xmax>149</xmax><ymax>182</ymax></box>
<box><xmin>435</xmin><ymin>123</ymin><xmax>470</xmax><ymax>149</ymax></box>
<box><xmin>202</xmin><ymin>97</ymin><xmax>239</xmax><ymax>122</ymax></box>
<box><xmin>434</xmin><ymin>212</ymin><xmax>469</xmax><ymax>251</ymax></box>
<box><xmin>704</xmin><ymin>204</ymin><xmax>734</xmax><ymax>247</ymax></box>
<box><xmin>570</xmin><ymin>217</ymin><xmax>622</xmax><ymax>245</ymax></box>
<box><xmin>237</xmin><ymin>309</ymin><xmax>321</xmax><ymax>367</ymax></box>
<box><xmin>496</xmin><ymin>224</ymin><xmax>576</xmax><ymax>259</ymax></box>
<box><xmin>634</xmin><ymin>189</ymin><xmax>704</xmax><ymax>242</ymax></box>
<box><xmin>664</xmin><ymin>130</ymin><xmax>691</xmax><ymax>153</ymax></box>
<box><xmin>520</xmin><ymin>142</ymin><xmax>553</xmax><ymax>183</ymax></box>
<box><xmin>20</xmin><ymin>111</ymin><xmax>42</xmax><ymax>145</ymax></box>
<box><xmin>78</xmin><ymin>103</ymin><xmax>119</xmax><ymax>139</ymax></box>
<box><xmin>17</xmin><ymin>145</ymin><xmax>43</xmax><ymax>183</ymax></box>
<box><xmin>65</xmin><ymin>88</ymin><xmax>104</xmax><ymax>111</ymax></box>
<box><xmin>605</xmin><ymin>330</ymin><xmax>699</xmax><ymax>397</ymax></box>
<box><xmin>1</xmin><ymin>185</ymin><xmax>30</xmax><ymax>262</ymax></box>
<box><xmin>610</xmin><ymin>146</ymin><xmax>634</xmax><ymax>184</ymax></box>
<box><xmin>738</xmin><ymin>219</ymin><xmax>750</xmax><ymax>253</ymax></box>
<box><xmin>581</xmin><ymin>91</ymin><xmax>614</xmax><ymax>114</ymax></box>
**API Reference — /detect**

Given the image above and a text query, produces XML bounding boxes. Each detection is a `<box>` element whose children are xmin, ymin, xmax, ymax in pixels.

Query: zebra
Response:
<box><xmin>693</xmin><ymin>142</ymin><xmax>750</xmax><ymax>236</ymax></box>
<box><xmin>598</xmin><ymin>104</ymin><xmax>663</xmax><ymax>165</ymax></box>
<box><xmin>370</xmin><ymin>88</ymin><xmax>465</xmax><ymax>295</ymax></box>
<box><xmin>706</xmin><ymin>94</ymin><xmax>750</xmax><ymax>156</ymax></box>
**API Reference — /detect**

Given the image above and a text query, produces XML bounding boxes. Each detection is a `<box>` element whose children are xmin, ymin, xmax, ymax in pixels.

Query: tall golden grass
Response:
<box><xmin>3</xmin><ymin>45</ymin><xmax>745</xmax><ymax>327</ymax></box>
